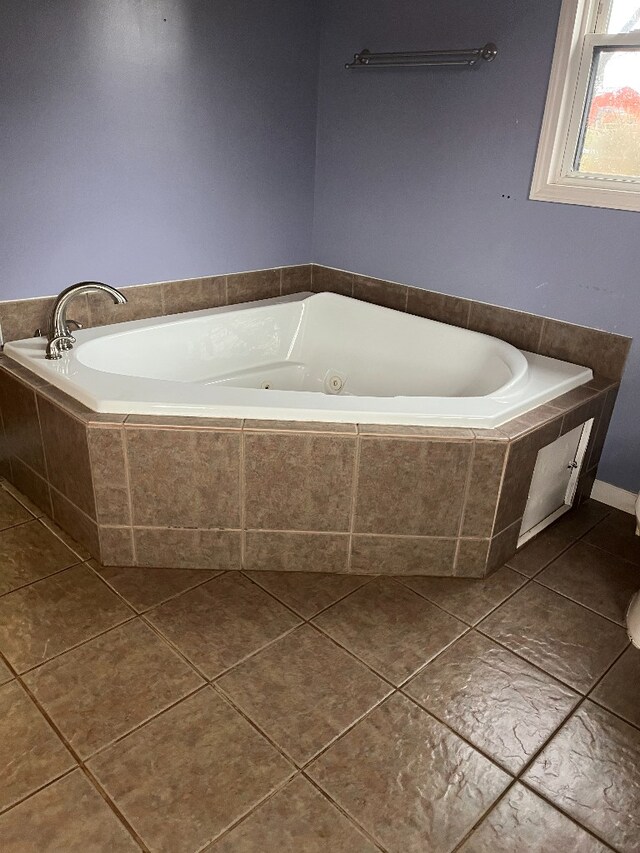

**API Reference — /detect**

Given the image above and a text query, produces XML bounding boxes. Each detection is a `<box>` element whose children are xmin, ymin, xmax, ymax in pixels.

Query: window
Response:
<box><xmin>530</xmin><ymin>0</ymin><xmax>640</xmax><ymax>211</ymax></box>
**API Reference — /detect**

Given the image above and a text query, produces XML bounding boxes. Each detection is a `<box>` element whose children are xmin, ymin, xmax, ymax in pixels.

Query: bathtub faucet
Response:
<box><xmin>46</xmin><ymin>281</ymin><xmax>127</xmax><ymax>359</ymax></box>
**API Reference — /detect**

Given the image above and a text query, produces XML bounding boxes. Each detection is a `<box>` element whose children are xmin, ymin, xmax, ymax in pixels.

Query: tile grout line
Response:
<box><xmin>239</xmin><ymin>427</ymin><xmax>246</xmax><ymax>569</ymax></box>
<box><xmin>6</xmin><ymin>670</ymin><xmax>149</xmax><ymax>851</ymax></box>
<box><xmin>347</xmin><ymin>432</ymin><xmax>362</xmax><ymax>572</ymax></box>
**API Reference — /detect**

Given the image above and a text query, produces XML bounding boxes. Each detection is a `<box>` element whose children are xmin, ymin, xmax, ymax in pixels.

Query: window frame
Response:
<box><xmin>530</xmin><ymin>0</ymin><xmax>640</xmax><ymax>212</ymax></box>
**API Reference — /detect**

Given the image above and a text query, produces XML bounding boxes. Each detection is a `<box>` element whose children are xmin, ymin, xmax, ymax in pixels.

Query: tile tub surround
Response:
<box><xmin>0</xmin><ymin>353</ymin><xmax>621</xmax><ymax>576</ymax></box>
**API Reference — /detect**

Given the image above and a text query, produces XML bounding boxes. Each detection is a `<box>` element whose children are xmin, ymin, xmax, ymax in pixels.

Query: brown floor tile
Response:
<box><xmin>93</xmin><ymin>562</ymin><xmax>220</xmax><ymax>612</ymax></box>
<box><xmin>313</xmin><ymin>577</ymin><xmax>466</xmax><ymax>685</ymax></box>
<box><xmin>506</xmin><ymin>526</ymin><xmax>574</xmax><ymax>577</ymax></box>
<box><xmin>0</xmin><ymin>565</ymin><xmax>133</xmax><ymax>672</ymax></box>
<box><xmin>211</xmin><ymin>775</ymin><xmax>378</xmax><ymax>852</ymax></box>
<box><xmin>0</xmin><ymin>657</ymin><xmax>13</xmax><ymax>684</ymax></box>
<box><xmin>0</xmin><ymin>681</ymin><xmax>75</xmax><ymax>812</ymax></box>
<box><xmin>1</xmin><ymin>478</ymin><xmax>46</xmax><ymax>517</ymax></box>
<box><xmin>584</xmin><ymin>508</ymin><xmax>640</xmax><ymax>566</ymax></box>
<box><xmin>0</xmin><ymin>488</ymin><xmax>32</xmax><ymax>530</ymax></box>
<box><xmin>218</xmin><ymin>625</ymin><xmax>391</xmax><ymax>764</ymax></box>
<box><xmin>308</xmin><ymin>693</ymin><xmax>509</xmax><ymax>853</ymax></box>
<box><xmin>400</xmin><ymin>566</ymin><xmax>525</xmax><ymax>625</ymax></box>
<box><xmin>0</xmin><ymin>519</ymin><xmax>79</xmax><ymax>595</ymax></box>
<box><xmin>458</xmin><ymin>782</ymin><xmax>609</xmax><ymax>852</ymax></box>
<box><xmin>405</xmin><ymin>631</ymin><xmax>579</xmax><ymax>773</ymax></box>
<box><xmin>24</xmin><ymin>619</ymin><xmax>203</xmax><ymax>758</ymax></box>
<box><xmin>245</xmin><ymin>571</ymin><xmax>369</xmax><ymax>619</ymax></box>
<box><xmin>537</xmin><ymin>541</ymin><xmax>639</xmax><ymax>624</ymax></box>
<box><xmin>591</xmin><ymin>645</ymin><xmax>640</xmax><ymax>729</ymax></box>
<box><xmin>0</xmin><ymin>770</ymin><xmax>139</xmax><ymax>852</ymax></box>
<box><xmin>88</xmin><ymin>688</ymin><xmax>293</xmax><ymax>853</ymax></box>
<box><xmin>524</xmin><ymin>700</ymin><xmax>640</xmax><ymax>852</ymax></box>
<box><xmin>479</xmin><ymin>583</ymin><xmax>628</xmax><ymax>692</ymax></box>
<box><xmin>146</xmin><ymin>572</ymin><xmax>300</xmax><ymax>679</ymax></box>
<box><xmin>40</xmin><ymin>514</ymin><xmax>93</xmax><ymax>561</ymax></box>
<box><xmin>552</xmin><ymin>499</ymin><xmax>611</xmax><ymax>540</ymax></box>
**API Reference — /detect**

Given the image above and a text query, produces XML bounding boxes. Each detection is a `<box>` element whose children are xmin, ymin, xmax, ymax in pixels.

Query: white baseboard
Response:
<box><xmin>591</xmin><ymin>479</ymin><xmax>637</xmax><ymax>515</ymax></box>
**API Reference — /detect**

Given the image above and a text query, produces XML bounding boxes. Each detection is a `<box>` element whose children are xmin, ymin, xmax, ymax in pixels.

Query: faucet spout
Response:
<box><xmin>46</xmin><ymin>281</ymin><xmax>127</xmax><ymax>359</ymax></box>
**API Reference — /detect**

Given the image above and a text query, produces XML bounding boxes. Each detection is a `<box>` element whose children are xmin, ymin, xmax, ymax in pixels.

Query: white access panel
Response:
<box><xmin>518</xmin><ymin>419</ymin><xmax>594</xmax><ymax>546</ymax></box>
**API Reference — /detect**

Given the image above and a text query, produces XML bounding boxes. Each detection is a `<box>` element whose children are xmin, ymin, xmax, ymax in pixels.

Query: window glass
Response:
<box><xmin>604</xmin><ymin>0</ymin><xmax>640</xmax><ymax>33</ymax></box>
<box><xmin>574</xmin><ymin>47</ymin><xmax>640</xmax><ymax>177</ymax></box>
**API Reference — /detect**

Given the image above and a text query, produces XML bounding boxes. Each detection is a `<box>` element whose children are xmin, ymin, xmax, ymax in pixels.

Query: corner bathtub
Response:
<box><xmin>4</xmin><ymin>292</ymin><xmax>592</xmax><ymax>428</ymax></box>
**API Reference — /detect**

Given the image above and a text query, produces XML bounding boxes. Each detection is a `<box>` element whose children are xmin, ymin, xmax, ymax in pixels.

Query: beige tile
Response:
<box><xmin>0</xmin><ymin>565</ymin><xmax>133</xmax><ymax>672</ymax></box>
<box><xmin>506</xmin><ymin>524</ymin><xmax>575</xmax><ymax>577</ymax></box>
<box><xmin>406</xmin><ymin>287</ymin><xmax>471</xmax><ymax>326</ymax></box>
<box><xmin>7</xmin><ymin>457</ymin><xmax>52</xmax><ymax>516</ymax></box>
<box><xmin>133</xmin><ymin>527</ymin><xmax>241</xmax><ymax>570</ymax></box>
<box><xmin>38</xmin><ymin>397</ymin><xmax>95</xmax><ymax>518</ymax></box>
<box><xmin>0</xmin><ymin>295</ymin><xmax>57</xmax><ymax>343</ymax></box>
<box><xmin>308</xmin><ymin>694</ymin><xmax>509</xmax><ymax>853</ymax></box>
<box><xmin>226</xmin><ymin>269</ymin><xmax>281</xmax><ymax>304</ymax></box>
<box><xmin>93</xmin><ymin>562</ymin><xmax>220</xmax><ymax>611</ymax></box>
<box><xmin>243</xmin><ymin>419</ymin><xmax>356</xmax><ymax>433</ymax></box>
<box><xmin>280</xmin><ymin>265</ymin><xmax>312</xmax><ymax>295</ymax></box>
<box><xmin>468</xmin><ymin>302</ymin><xmax>544</xmax><ymax>351</ymax></box>
<box><xmin>584</xmin><ymin>508</ymin><xmax>640</xmax><ymax>566</ymax></box>
<box><xmin>405</xmin><ymin>631</ymin><xmax>579</xmax><ymax>773</ymax></box>
<box><xmin>352</xmin><ymin>275</ymin><xmax>407</xmax><ymax>310</ymax></box>
<box><xmin>400</xmin><ymin>565</ymin><xmax>526</xmax><ymax>625</ymax></box>
<box><xmin>146</xmin><ymin>572</ymin><xmax>300</xmax><ymax>678</ymax></box>
<box><xmin>591</xmin><ymin>646</ymin><xmax>640</xmax><ymax>729</ymax></box>
<box><xmin>455</xmin><ymin>538</ymin><xmax>491</xmax><ymax>577</ymax></box>
<box><xmin>539</xmin><ymin>319</ymin><xmax>631</xmax><ymax>380</ymax></box>
<box><xmin>127</xmin><ymin>428</ymin><xmax>240</xmax><ymax>528</ymax></box>
<box><xmin>354</xmin><ymin>438</ymin><xmax>471</xmax><ymax>536</ymax></box>
<box><xmin>0</xmin><ymin>680</ymin><xmax>75</xmax><ymax>811</ymax></box>
<box><xmin>0</xmin><ymin>770</ymin><xmax>139</xmax><ymax>852</ymax></box>
<box><xmin>479</xmin><ymin>583</ymin><xmax>628</xmax><ymax>692</ymax></box>
<box><xmin>350</xmin><ymin>534</ymin><xmax>457</xmax><ymax>575</ymax></box>
<box><xmin>125</xmin><ymin>413</ymin><xmax>242</xmax><ymax>429</ymax></box>
<box><xmin>50</xmin><ymin>489</ymin><xmax>100</xmax><ymax>559</ymax></box>
<box><xmin>87</xmin><ymin>282</ymin><xmax>162</xmax><ymax>326</ymax></box>
<box><xmin>87</xmin><ymin>427</ymin><xmax>130</xmax><ymax>525</ymax></box>
<box><xmin>311</xmin><ymin>266</ymin><xmax>353</xmax><ymax>296</ymax></box>
<box><xmin>0</xmin><ymin>657</ymin><xmax>13</xmax><ymax>684</ymax></box>
<box><xmin>24</xmin><ymin>619</ymin><xmax>203</xmax><ymax>758</ymax></box>
<box><xmin>244</xmin><ymin>433</ymin><xmax>356</xmax><ymax>531</ymax></box>
<box><xmin>524</xmin><ymin>701</ymin><xmax>640</xmax><ymax>852</ymax></box>
<box><xmin>244</xmin><ymin>531</ymin><xmax>350</xmax><ymax>573</ymax></box>
<box><xmin>357</xmin><ymin>423</ymin><xmax>474</xmax><ymax>438</ymax></box>
<box><xmin>99</xmin><ymin>525</ymin><xmax>135</xmax><ymax>566</ymax></box>
<box><xmin>458</xmin><ymin>783</ymin><xmax>610</xmax><ymax>852</ymax></box>
<box><xmin>162</xmin><ymin>275</ymin><xmax>226</xmax><ymax>314</ymax></box>
<box><xmin>219</xmin><ymin>625</ymin><xmax>391</xmax><ymax>764</ymax></box>
<box><xmin>0</xmin><ymin>369</ymin><xmax>46</xmax><ymax>474</ymax></box>
<box><xmin>88</xmin><ymin>688</ymin><xmax>293</xmax><ymax>853</ymax></box>
<box><xmin>537</xmin><ymin>540</ymin><xmax>640</xmax><ymax>624</ymax></box>
<box><xmin>0</xmin><ymin>487</ymin><xmax>32</xmax><ymax>529</ymax></box>
<box><xmin>246</xmin><ymin>571</ymin><xmax>369</xmax><ymax>618</ymax></box>
<box><xmin>40</xmin><ymin>514</ymin><xmax>92</xmax><ymax>560</ymax></box>
<box><xmin>314</xmin><ymin>577</ymin><xmax>466</xmax><ymax>685</ymax></box>
<box><xmin>211</xmin><ymin>775</ymin><xmax>378</xmax><ymax>852</ymax></box>
<box><xmin>0</xmin><ymin>519</ymin><xmax>79</xmax><ymax>595</ymax></box>
<box><xmin>461</xmin><ymin>441</ymin><xmax>507</xmax><ymax>537</ymax></box>
<box><xmin>486</xmin><ymin>519</ymin><xmax>521</xmax><ymax>574</ymax></box>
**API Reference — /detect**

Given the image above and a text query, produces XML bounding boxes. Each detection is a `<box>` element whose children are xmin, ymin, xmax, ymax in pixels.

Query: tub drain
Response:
<box><xmin>261</xmin><ymin>381</ymin><xmax>271</xmax><ymax>389</ymax></box>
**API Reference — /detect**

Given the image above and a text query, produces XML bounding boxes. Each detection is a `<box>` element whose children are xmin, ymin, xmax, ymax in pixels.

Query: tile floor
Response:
<box><xmin>0</xmin><ymin>476</ymin><xmax>638</xmax><ymax>852</ymax></box>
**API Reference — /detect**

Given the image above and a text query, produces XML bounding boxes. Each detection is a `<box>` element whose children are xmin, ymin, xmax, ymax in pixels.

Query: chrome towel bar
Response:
<box><xmin>345</xmin><ymin>42</ymin><xmax>498</xmax><ymax>69</ymax></box>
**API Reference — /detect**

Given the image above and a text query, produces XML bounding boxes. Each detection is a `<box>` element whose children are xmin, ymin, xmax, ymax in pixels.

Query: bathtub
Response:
<box><xmin>4</xmin><ymin>292</ymin><xmax>592</xmax><ymax>428</ymax></box>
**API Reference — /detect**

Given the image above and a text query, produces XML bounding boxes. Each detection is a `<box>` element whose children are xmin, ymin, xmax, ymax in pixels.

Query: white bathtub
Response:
<box><xmin>4</xmin><ymin>292</ymin><xmax>592</xmax><ymax>428</ymax></box>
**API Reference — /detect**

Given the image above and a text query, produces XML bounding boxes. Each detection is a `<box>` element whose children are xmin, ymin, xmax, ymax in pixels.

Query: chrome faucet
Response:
<box><xmin>46</xmin><ymin>281</ymin><xmax>127</xmax><ymax>359</ymax></box>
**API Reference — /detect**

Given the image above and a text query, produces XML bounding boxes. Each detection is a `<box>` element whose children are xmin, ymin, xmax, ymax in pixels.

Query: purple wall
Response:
<box><xmin>312</xmin><ymin>0</ymin><xmax>640</xmax><ymax>492</ymax></box>
<box><xmin>1</xmin><ymin>0</ymin><xmax>319</xmax><ymax>298</ymax></box>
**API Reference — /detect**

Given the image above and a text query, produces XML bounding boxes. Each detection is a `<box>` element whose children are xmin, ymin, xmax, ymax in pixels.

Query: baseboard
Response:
<box><xmin>591</xmin><ymin>479</ymin><xmax>637</xmax><ymax>515</ymax></box>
